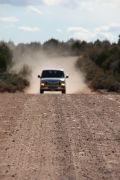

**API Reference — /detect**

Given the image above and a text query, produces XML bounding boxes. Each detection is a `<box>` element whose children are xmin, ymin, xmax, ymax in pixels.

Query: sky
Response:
<box><xmin>0</xmin><ymin>0</ymin><xmax>120</xmax><ymax>44</ymax></box>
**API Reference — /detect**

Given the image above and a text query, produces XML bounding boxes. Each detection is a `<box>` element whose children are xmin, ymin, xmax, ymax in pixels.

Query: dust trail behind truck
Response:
<box><xmin>12</xmin><ymin>49</ymin><xmax>90</xmax><ymax>94</ymax></box>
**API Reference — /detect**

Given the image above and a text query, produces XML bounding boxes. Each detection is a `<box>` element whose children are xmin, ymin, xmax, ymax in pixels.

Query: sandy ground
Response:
<box><xmin>0</xmin><ymin>93</ymin><xmax>120</xmax><ymax>180</ymax></box>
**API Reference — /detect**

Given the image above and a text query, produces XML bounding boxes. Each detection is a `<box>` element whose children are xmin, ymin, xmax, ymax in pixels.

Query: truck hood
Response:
<box><xmin>41</xmin><ymin>78</ymin><xmax>65</xmax><ymax>82</ymax></box>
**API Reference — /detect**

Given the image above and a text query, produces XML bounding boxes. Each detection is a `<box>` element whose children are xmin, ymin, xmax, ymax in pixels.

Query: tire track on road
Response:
<box><xmin>1</xmin><ymin>95</ymin><xmax>61</xmax><ymax>180</ymax></box>
<box><xmin>0</xmin><ymin>94</ymin><xmax>29</xmax><ymax>180</ymax></box>
<box><xmin>50</xmin><ymin>95</ymin><xmax>79</xmax><ymax>180</ymax></box>
<box><xmin>64</xmin><ymin>94</ymin><xmax>120</xmax><ymax>180</ymax></box>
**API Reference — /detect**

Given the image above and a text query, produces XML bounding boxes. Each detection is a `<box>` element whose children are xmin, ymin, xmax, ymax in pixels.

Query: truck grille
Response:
<box><xmin>46</xmin><ymin>81</ymin><xmax>60</xmax><ymax>86</ymax></box>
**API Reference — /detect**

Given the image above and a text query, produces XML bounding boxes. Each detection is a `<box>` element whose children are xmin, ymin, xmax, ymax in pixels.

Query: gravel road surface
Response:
<box><xmin>0</xmin><ymin>93</ymin><xmax>120</xmax><ymax>180</ymax></box>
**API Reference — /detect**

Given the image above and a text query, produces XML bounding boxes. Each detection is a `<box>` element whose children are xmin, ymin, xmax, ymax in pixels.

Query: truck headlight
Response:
<box><xmin>41</xmin><ymin>82</ymin><xmax>45</xmax><ymax>86</ymax></box>
<box><xmin>61</xmin><ymin>82</ymin><xmax>65</xmax><ymax>86</ymax></box>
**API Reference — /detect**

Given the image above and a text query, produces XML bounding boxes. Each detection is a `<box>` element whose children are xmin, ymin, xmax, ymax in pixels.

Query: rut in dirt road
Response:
<box><xmin>0</xmin><ymin>93</ymin><xmax>120</xmax><ymax>180</ymax></box>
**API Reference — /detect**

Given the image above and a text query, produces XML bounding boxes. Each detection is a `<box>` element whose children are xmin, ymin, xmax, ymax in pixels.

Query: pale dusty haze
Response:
<box><xmin>12</xmin><ymin>50</ymin><xmax>90</xmax><ymax>94</ymax></box>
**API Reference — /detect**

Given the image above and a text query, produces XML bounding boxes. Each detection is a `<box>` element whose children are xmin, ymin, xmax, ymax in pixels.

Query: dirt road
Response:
<box><xmin>0</xmin><ymin>93</ymin><xmax>120</xmax><ymax>180</ymax></box>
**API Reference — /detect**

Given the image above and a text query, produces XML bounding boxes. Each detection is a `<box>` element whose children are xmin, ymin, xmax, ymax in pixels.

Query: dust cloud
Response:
<box><xmin>13</xmin><ymin>50</ymin><xmax>90</xmax><ymax>94</ymax></box>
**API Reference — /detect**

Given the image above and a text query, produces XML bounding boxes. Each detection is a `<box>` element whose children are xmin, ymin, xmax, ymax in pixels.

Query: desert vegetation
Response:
<box><xmin>76</xmin><ymin>36</ymin><xmax>120</xmax><ymax>92</ymax></box>
<box><xmin>0</xmin><ymin>42</ymin><xmax>29</xmax><ymax>92</ymax></box>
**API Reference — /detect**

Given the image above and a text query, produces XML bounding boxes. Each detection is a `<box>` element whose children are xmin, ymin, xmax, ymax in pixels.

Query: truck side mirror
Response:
<box><xmin>38</xmin><ymin>75</ymin><xmax>41</xmax><ymax>78</ymax></box>
<box><xmin>66</xmin><ymin>75</ymin><xmax>69</xmax><ymax>78</ymax></box>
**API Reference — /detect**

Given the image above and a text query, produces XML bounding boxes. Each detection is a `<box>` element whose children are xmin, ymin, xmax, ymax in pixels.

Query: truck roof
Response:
<box><xmin>41</xmin><ymin>69</ymin><xmax>64</xmax><ymax>72</ymax></box>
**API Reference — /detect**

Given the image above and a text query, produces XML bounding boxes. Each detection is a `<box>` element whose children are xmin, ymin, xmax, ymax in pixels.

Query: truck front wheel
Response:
<box><xmin>62</xmin><ymin>90</ymin><xmax>66</xmax><ymax>94</ymax></box>
<box><xmin>40</xmin><ymin>90</ymin><xmax>44</xmax><ymax>94</ymax></box>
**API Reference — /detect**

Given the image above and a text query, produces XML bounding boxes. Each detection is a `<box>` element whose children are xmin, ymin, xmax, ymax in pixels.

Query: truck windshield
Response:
<box><xmin>41</xmin><ymin>70</ymin><xmax>65</xmax><ymax>78</ymax></box>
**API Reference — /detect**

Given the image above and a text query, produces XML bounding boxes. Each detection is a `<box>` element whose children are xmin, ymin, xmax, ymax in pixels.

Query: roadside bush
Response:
<box><xmin>76</xmin><ymin>56</ymin><xmax>120</xmax><ymax>92</ymax></box>
<box><xmin>0</xmin><ymin>73</ymin><xmax>29</xmax><ymax>93</ymax></box>
<box><xmin>0</xmin><ymin>42</ymin><xmax>12</xmax><ymax>72</ymax></box>
<box><xmin>0</xmin><ymin>42</ymin><xmax>30</xmax><ymax>93</ymax></box>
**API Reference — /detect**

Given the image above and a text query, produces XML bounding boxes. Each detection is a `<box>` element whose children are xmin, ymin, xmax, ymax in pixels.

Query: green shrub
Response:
<box><xmin>76</xmin><ymin>56</ymin><xmax>120</xmax><ymax>92</ymax></box>
<box><xmin>0</xmin><ymin>73</ymin><xmax>29</xmax><ymax>92</ymax></box>
<box><xmin>0</xmin><ymin>42</ymin><xmax>30</xmax><ymax>92</ymax></box>
<box><xmin>0</xmin><ymin>42</ymin><xmax>12</xmax><ymax>72</ymax></box>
